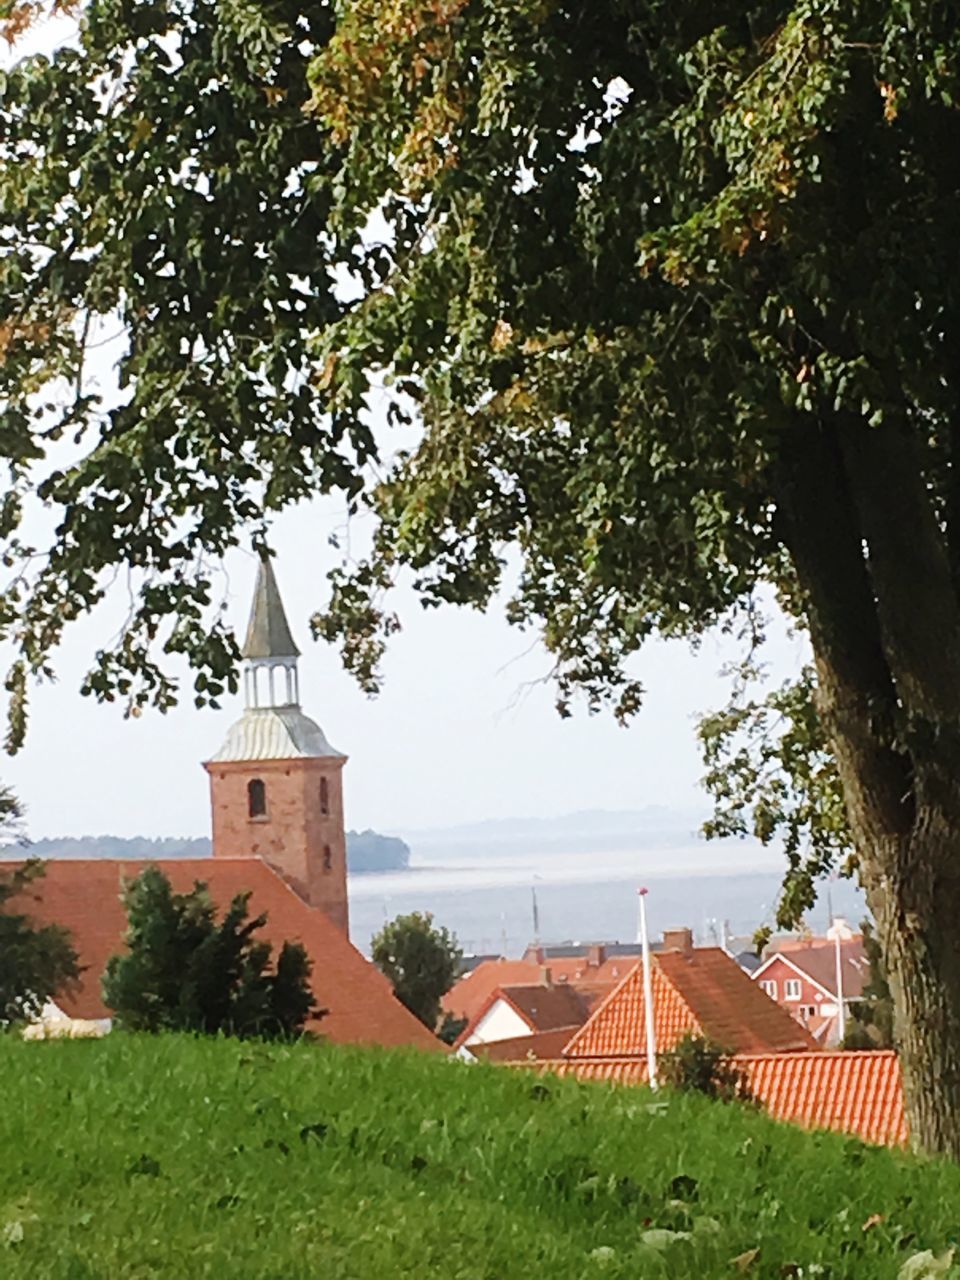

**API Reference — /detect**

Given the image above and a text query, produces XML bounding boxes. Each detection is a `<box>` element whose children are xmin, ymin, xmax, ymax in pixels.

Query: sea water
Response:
<box><xmin>347</xmin><ymin>841</ymin><xmax>866</xmax><ymax>956</ymax></box>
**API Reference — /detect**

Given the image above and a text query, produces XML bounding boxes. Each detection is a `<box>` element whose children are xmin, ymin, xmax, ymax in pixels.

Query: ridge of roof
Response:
<box><xmin>242</xmin><ymin>557</ymin><xmax>300</xmax><ymax>660</ymax></box>
<box><xmin>564</xmin><ymin>948</ymin><xmax>816</xmax><ymax>1059</ymax></box>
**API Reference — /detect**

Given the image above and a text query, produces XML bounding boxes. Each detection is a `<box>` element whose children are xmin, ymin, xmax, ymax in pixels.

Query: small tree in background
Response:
<box><xmin>103</xmin><ymin>866</ymin><xmax>319</xmax><ymax>1039</ymax></box>
<box><xmin>372</xmin><ymin>912</ymin><xmax>462</xmax><ymax>1034</ymax></box>
<box><xmin>843</xmin><ymin>921</ymin><xmax>894</xmax><ymax>1051</ymax></box>
<box><xmin>0</xmin><ymin>857</ymin><xmax>81</xmax><ymax>1024</ymax></box>
<box><xmin>660</xmin><ymin>1035</ymin><xmax>752</xmax><ymax>1103</ymax></box>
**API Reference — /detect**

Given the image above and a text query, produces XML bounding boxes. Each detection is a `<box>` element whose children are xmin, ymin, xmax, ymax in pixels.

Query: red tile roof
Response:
<box><xmin>497</xmin><ymin>984</ymin><xmax>591</xmax><ymax>1032</ymax></box>
<box><xmin>529</xmin><ymin>1050</ymin><xmax>906</xmax><ymax>1147</ymax></box>
<box><xmin>744</xmin><ymin>1050</ymin><xmax>905</xmax><ymax>1145</ymax></box>
<box><xmin>565</xmin><ymin>949</ymin><xmax>817</xmax><ymax>1058</ymax></box>
<box><xmin>444</xmin><ymin>955</ymin><xmax>633</xmax><ymax>1025</ymax></box>
<box><xmin>9</xmin><ymin>859</ymin><xmax>442</xmax><ymax>1052</ymax></box>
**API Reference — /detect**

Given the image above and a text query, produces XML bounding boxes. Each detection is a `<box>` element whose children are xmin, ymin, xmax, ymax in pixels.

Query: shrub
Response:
<box><xmin>102</xmin><ymin>865</ymin><xmax>320</xmax><ymax>1039</ymax></box>
<box><xmin>660</xmin><ymin>1034</ymin><xmax>752</xmax><ymax>1102</ymax></box>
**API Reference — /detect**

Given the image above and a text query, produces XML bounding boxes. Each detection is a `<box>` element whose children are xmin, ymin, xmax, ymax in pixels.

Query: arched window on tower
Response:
<box><xmin>320</xmin><ymin>777</ymin><xmax>329</xmax><ymax>816</ymax></box>
<box><xmin>248</xmin><ymin>778</ymin><xmax>267</xmax><ymax>819</ymax></box>
<box><xmin>323</xmin><ymin>845</ymin><xmax>332</xmax><ymax>872</ymax></box>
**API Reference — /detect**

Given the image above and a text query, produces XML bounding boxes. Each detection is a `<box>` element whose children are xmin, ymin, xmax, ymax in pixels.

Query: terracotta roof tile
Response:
<box><xmin>565</xmin><ymin>949</ymin><xmax>817</xmax><ymax>1058</ymax></box>
<box><xmin>529</xmin><ymin>1050</ymin><xmax>906</xmax><ymax>1147</ymax></box>
<box><xmin>8</xmin><ymin>859</ymin><xmax>442</xmax><ymax>1052</ymax></box>
<box><xmin>498</xmin><ymin>984</ymin><xmax>591</xmax><ymax>1032</ymax></box>
<box><xmin>444</xmin><ymin>955</ymin><xmax>635</xmax><ymax>1025</ymax></box>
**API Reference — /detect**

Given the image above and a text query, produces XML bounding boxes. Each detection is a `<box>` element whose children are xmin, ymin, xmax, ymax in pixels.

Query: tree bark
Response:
<box><xmin>776</xmin><ymin>412</ymin><xmax>960</xmax><ymax>1157</ymax></box>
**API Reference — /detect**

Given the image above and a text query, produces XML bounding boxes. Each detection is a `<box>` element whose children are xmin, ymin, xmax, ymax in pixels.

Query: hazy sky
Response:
<box><xmin>2</xmin><ymin>18</ymin><xmax>811</xmax><ymax>843</ymax></box>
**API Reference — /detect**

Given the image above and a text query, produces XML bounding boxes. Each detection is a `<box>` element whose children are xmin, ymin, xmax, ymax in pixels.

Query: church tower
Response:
<box><xmin>204</xmin><ymin>557</ymin><xmax>349</xmax><ymax>935</ymax></box>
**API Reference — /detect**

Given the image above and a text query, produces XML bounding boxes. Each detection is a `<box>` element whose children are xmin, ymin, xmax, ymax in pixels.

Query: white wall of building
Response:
<box><xmin>464</xmin><ymin>999</ymin><xmax>531</xmax><ymax>1046</ymax></box>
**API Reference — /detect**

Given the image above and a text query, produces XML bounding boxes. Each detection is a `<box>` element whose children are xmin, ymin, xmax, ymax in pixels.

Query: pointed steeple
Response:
<box><xmin>241</xmin><ymin>556</ymin><xmax>300</xmax><ymax>660</ymax></box>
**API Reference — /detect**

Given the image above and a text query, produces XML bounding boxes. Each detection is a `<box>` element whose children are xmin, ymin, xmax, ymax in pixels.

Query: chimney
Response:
<box><xmin>587</xmin><ymin>944</ymin><xmax>606</xmax><ymax>969</ymax></box>
<box><xmin>662</xmin><ymin>927</ymin><xmax>693</xmax><ymax>954</ymax></box>
<box><xmin>540</xmin><ymin>966</ymin><xmax>552</xmax><ymax>986</ymax></box>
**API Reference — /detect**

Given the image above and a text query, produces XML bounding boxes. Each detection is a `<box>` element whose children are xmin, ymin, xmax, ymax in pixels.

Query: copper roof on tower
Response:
<box><xmin>241</xmin><ymin>557</ymin><xmax>300</xmax><ymax>660</ymax></box>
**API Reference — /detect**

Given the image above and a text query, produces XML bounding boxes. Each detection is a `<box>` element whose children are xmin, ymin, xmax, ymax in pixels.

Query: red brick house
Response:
<box><xmin>751</xmin><ymin>934</ymin><xmax>867</xmax><ymax>1046</ymax></box>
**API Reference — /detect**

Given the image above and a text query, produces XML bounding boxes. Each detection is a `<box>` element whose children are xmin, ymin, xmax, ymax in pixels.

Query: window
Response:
<box><xmin>247</xmin><ymin>778</ymin><xmax>266</xmax><ymax>819</ymax></box>
<box><xmin>320</xmin><ymin>777</ymin><xmax>329</xmax><ymax>816</ymax></box>
<box><xmin>322</xmin><ymin>845</ymin><xmax>332</xmax><ymax>872</ymax></box>
<box><xmin>760</xmin><ymin>979</ymin><xmax>777</xmax><ymax>1000</ymax></box>
<box><xmin>784</xmin><ymin>978</ymin><xmax>802</xmax><ymax>1001</ymax></box>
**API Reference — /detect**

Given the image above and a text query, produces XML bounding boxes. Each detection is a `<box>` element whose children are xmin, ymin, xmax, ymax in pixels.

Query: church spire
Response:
<box><xmin>241</xmin><ymin>557</ymin><xmax>300</xmax><ymax>709</ymax></box>
<box><xmin>242</xmin><ymin>556</ymin><xmax>300</xmax><ymax>660</ymax></box>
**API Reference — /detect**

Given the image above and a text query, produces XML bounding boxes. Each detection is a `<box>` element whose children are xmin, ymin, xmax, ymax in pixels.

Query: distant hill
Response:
<box><xmin>395</xmin><ymin>806</ymin><xmax>708</xmax><ymax>858</ymax></box>
<box><xmin>0</xmin><ymin>830</ymin><xmax>410</xmax><ymax>875</ymax></box>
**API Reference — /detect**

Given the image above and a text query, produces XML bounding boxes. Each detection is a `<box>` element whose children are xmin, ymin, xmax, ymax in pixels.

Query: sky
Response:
<box><xmin>1</xmin><ymin>16</ymin><xmax>811</xmax><ymax>843</ymax></box>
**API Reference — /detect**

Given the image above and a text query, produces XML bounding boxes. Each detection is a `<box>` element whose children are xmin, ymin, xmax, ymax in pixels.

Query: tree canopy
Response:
<box><xmin>102</xmin><ymin>865</ymin><xmax>319</xmax><ymax>1038</ymax></box>
<box><xmin>7</xmin><ymin>1</ymin><xmax>960</xmax><ymax>1151</ymax></box>
<box><xmin>371</xmin><ymin>911</ymin><xmax>462</xmax><ymax>1034</ymax></box>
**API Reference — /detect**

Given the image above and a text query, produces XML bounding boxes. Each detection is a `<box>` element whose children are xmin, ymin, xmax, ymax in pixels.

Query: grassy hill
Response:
<box><xmin>0</xmin><ymin>1035</ymin><xmax>958</xmax><ymax>1279</ymax></box>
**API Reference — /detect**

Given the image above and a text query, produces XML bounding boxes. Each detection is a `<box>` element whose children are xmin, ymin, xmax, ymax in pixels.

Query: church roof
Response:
<box><xmin>208</xmin><ymin>706</ymin><xmax>344</xmax><ymax>762</ymax></box>
<box><xmin>5</xmin><ymin>858</ymin><xmax>442</xmax><ymax>1052</ymax></box>
<box><xmin>241</xmin><ymin>557</ymin><xmax>300</xmax><ymax>660</ymax></box>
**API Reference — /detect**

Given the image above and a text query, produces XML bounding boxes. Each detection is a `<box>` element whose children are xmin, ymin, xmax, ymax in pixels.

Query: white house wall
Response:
<box><xmin>464</xmin><ymin>1000</ymin><xmax>531</xmax><ymax>1046</ymax></box>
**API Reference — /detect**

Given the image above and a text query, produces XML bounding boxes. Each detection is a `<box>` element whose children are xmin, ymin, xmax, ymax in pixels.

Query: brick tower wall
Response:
<box><xmin>204</xmin><ymin>756</ymin><xmax>349</xmax><ymax>935</ymax></box>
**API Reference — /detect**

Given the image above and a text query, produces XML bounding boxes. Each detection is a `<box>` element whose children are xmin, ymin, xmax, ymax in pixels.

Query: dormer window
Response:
<box><xmin>320</xmin><ymin>777</ymin><xmax>329</xmax><ymax>816</ymax></box>
<box><xmin>248</xmin><ymin>778</ymin><xmax>267</xmax><ymax>819</ymax></box>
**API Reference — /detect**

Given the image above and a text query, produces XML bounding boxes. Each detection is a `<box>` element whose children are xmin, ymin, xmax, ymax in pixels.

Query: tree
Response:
<box><xmin>843</xmin><ymin>920</ymin><xmax>895</xmax><ymax>1052</ymax></box>
<box><xmin>305</xmin><ymin>4</ymin><xmax>960</xmax><ymax>1157</ymax></box>
<box><xmin>102</xmin><ymin>865</ymin><xmax>319</xmax><ymax>1038</ymax></box>
<box><xmin>5</xmin><ymin>3</ymin><xmax>960</xmax><ymax>1155</ymax></box>
<box><xmin>0</xmin><ymin>857</ymin><xmax>81</xmax><ymax>1023</ymax></box>
<box><xmin>371</xmin><ymin>912</ymin><xmax>462</xmax><ymax>1033</ymax></box>
<box><xmin>660</xmin><ymin>1034</ymin><xmax>752</xmax><ymax>1104</ymax></box>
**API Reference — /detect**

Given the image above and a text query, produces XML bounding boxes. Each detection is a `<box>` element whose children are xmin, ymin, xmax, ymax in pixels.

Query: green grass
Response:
<box><xmin>0</xmin><ymin>1035</ymin><xmax>958</xmax><ymax>1279</ymax></box>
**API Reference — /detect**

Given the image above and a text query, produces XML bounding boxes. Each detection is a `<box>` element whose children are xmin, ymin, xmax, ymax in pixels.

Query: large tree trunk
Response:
<box><xmin>775</xmin><ymin>412</ymin><xmax>960</xmax><ymax>1157</ymax></box>
<box><xmin>868</xmin><ymin>830</ymin><xmax>960</xmax><ymax>1157</ymax></box>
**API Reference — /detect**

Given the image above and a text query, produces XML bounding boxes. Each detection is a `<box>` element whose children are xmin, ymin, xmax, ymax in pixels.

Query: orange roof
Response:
<box><xmin>565</xmin><ymin>948</ymin><xmax>817</xmax><ymax>1058</ymax></box>
<box><xmin>529</xmin><ymin>1050</ymin><xmax>906</xmax><ymax>1147</ymax></box>
<box><xmin>743</xmin><ymin>1050</ymin><xmax>905</xmax><ymax>1145</ymax></box>
<box><xmin>10</xmin><ymin>859</ymin><xmax>442</xmax><ymax>1052</ymax></box>
<box><xmin>496</xmin><ymin>984</ymin><xmax>591</xmax><ymax>1032</ymax></box>
<box><xmin>444</xmin><ymin>954</ymin><xmax>635</xmax><ymax>1025</ymax></box>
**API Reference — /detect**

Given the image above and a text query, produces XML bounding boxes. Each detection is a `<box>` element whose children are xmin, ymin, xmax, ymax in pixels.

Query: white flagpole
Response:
<box><xmin>834</xmin><ymin>926</ymin><xmax>846</xmax><ymax>1043</ymax></box>
<box><xmin>638</xmin><ymin>887</ymin><xmax>658</xmax><ymax>1090</ymax></box>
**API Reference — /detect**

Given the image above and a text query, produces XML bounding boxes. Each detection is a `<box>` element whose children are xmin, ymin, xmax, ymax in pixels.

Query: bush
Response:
<box><xmin>660</xmin><ymin>1034</ymin><xmax>752</xmax><ymax>1102</ymax></box>
<box><xmin>102</xmin><ymin>865</ymin><xmax>320</xmax><ymax>1039</ymax></box>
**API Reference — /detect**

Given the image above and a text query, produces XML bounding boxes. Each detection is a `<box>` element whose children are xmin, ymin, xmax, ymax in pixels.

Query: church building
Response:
<box><xmin>10</xmin><ymin>558</ymin><xmax>441</xmax><ymax>1052</ymax></box>
<box><xmin>206</xmin><ymin>556</ymin><xmax>349</xmax><ymax>934</ymax></box>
